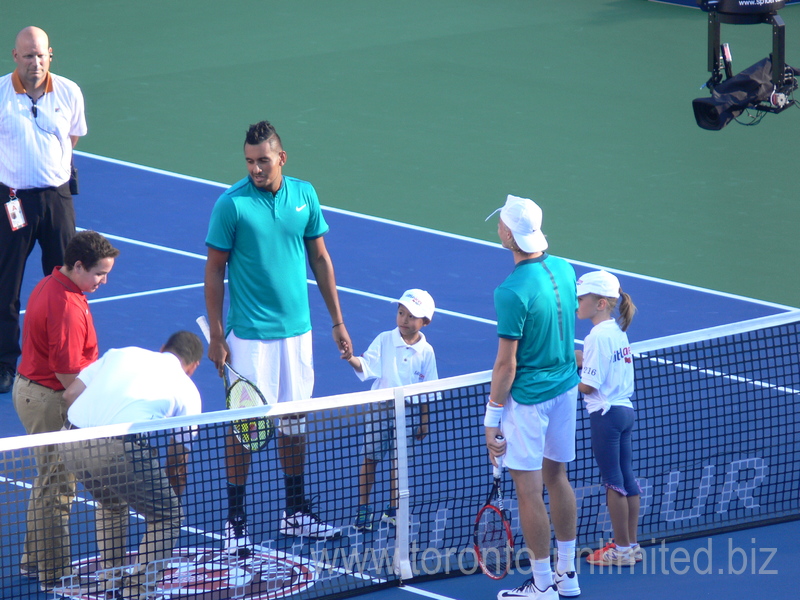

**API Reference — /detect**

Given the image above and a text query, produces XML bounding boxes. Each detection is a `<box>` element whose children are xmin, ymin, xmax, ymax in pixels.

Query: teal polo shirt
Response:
<box><xmin>494</xmin><ymin>253</ymin><xmax>579</xmax><ymax>404</ymax></box>
<box><xmin>206</xmin><ymin>175</ymin><xmax>328</xmax><ymax>340</ymax></box>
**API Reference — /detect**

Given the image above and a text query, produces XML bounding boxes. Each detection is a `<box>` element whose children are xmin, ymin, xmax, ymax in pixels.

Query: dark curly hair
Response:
<box><xmin>244</xmin><ymin>120</ymin><xmax>283</xmax><ymax>151</ymax></box>
<box><xmin>63</xmin><ymin>231</ymin><xmax>120</xmax><ymax>271</ymax></box>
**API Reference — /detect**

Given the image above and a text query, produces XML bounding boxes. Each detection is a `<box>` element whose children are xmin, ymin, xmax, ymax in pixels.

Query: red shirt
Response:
<box><xmin>18</xmin><ymin>267</ymin><xmax>99</xmax><ymax>390</ymax></box>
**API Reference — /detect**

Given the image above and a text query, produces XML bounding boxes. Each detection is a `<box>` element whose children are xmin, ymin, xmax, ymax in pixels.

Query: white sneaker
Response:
<box><xmin>498</xmin><ymin>578</ymin><xmax>558</xmax><ymax>600</ymax></box>
<box><xmin>380</xmin><ymin>507</ymin><xmax>397</xmax><ymax>527</ymax></box>
<box><xmin>280</xmin><ymin>510</ymin><xmax>342</xmax><ymax>539</ymax></box>
<box><xmin>586</xmin><ymin>542</ymin><xmax>635</xmax><ymax>567</ymax></box>
<box><xmin>223</xmin><ymin>515</ymin><xmax>253</xmax><ymax>557</ymax></box>
<box><xmin>632</xmin><ymin>543</ymin><xmax>644</xmax><ymax>562</ymax></box>
<box><xmin>554</xmin><ymin>569</ymin><xmax>580</xmax><ymax>597</ymax></box>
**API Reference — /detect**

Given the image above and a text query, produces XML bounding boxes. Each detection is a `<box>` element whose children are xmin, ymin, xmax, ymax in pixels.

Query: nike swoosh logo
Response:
<box><xmin>296</xmin><ymin>204</ymin><xmax>307</xmax><ymax>212</ymax></box>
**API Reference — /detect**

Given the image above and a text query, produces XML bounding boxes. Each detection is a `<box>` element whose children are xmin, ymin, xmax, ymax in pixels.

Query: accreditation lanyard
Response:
<box><xmin>4</xmin><ymin>188</ymin><xmax>28</xmax><ymax>231</ymax></box>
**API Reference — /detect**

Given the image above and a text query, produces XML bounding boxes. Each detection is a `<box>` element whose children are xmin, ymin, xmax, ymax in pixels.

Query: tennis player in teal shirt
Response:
<box><xmin>484</xmin><ymin>195</ymin><xmax>580</xmax><ymax>600</ymax></box>
<box><xmin>205</xmin><ymin>120</ymin><xmax>352</xmax><ymax>553</ymax></box>
<box><xmin>207</xmin><ymin>173</ymin><xmax>328</xmax><ymax>340</ymax></box>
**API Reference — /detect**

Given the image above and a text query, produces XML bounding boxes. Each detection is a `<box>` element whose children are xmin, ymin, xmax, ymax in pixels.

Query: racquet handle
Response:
<box><xmin>493</xmin><ymin>434</ymin><xmax>505</xmax><ymax>477</ymax></box>
<box><xmin>196</xmin><ymin>316</ymin><xmax>211</xmax><ymax>342</ymax></box>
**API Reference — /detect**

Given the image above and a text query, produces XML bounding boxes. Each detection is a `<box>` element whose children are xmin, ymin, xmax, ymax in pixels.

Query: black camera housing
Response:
<box><xmin>698</xmin><ymin>1</ymin><xmax>786</xmax><ymax>16</ymax></box>
<box><xmin>693</xmin><ymin>0</ymin><xmax>797</xmax><ymax>129</ymax></box>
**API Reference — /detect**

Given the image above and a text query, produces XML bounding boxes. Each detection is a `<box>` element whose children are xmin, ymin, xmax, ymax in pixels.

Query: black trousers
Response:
<box><xmin>0</xmin><ymin>183</ymin><xmax>75</xmax><ymax>368</ymax></box>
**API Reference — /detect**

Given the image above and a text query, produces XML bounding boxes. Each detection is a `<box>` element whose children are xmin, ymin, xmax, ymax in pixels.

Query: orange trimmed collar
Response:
<box><xmin>11</xmin><ymin>69</ymin><xmax>54</xmax><ymax>95</ymax></box>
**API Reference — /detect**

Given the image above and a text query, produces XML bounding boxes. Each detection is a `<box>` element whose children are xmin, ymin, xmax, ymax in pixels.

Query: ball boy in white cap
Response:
<box><xmin>344</xmin><ymin>289</ymin><xmax>438</xmax><ymax>531</ymax></box>
<box><xmin>484</xmin><ymin>195</ymin><xmax>581</xmax><ymax>600</ymax></box>
<box><xmin>574</xmin><ymin>270</ymin><xmax>641</xmax><ymax>567</ymax></box>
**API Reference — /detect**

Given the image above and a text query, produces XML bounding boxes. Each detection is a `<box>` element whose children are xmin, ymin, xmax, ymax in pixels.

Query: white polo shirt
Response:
<box><xmin>580</xmin><ymin>319</ymin><xmax>634</xmax><ymax>414</ymax></box>
<box><xmin>67</xmin><ymin>347</ymin><xmax>202</xmax><ymax>445</ymax></box>
<box><xmin>0</xmin><ymin>70</ymin><xmax>87</xmax><ymax>189</ymax></box>
<box><xmin>354</xmin><ymin>327</ymin><xmax>438</xmax><ymax>395</ymax></box>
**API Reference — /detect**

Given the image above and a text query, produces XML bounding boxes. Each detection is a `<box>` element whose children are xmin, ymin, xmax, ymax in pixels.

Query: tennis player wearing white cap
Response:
<box><xmin>484</xmin><ymin>195</ymin><xmax>581</xmax><ymax>600</ymax></box>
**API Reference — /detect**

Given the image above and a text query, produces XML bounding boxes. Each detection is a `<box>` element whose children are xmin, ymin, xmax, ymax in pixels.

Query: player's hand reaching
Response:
<box><xmin>333</xmin><ymin>322</ymin><xmax>353</xmax><ymax>360</ymax></box>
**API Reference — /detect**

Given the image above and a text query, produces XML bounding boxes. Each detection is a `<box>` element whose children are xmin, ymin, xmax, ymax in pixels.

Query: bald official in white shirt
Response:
<box><xmin>0</xmin><ymin>26</ymin><xmax>87</xmax><ymax>394</ymax></box>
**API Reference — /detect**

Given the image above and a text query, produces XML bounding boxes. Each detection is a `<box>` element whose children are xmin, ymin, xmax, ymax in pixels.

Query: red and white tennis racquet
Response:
<box><xmin>473</xmin><ymin>439</ymin><xmax>514</xmax><ymax>579</ymax></box>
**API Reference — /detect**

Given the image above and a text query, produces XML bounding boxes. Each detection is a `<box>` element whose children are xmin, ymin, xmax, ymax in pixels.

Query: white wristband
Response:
<box><xmin>483</xmin><ymin>403</ymin><xmax>504</xmax><ymax>428</ymax></box>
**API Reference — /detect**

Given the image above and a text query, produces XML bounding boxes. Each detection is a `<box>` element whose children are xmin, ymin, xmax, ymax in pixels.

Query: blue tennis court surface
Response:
<box><xmin>1</xmin><ymin>153</ymin><xmax>797</xmax><ymax>600</ymax></box>
<box><xmin>4</xmin><ymin>151</ymin><xmax>794</xmax><ymax>426</ymax></box>
<box><xmin>355</xmin><ymin>519</ymin><xmax>800</xmax><ymax>600</ymax></box>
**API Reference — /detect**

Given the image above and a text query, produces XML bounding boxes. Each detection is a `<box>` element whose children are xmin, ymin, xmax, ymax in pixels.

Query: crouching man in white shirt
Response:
<box><xmin>61</xmin><ymin>331</ymin><xmax>203</xmax><ymax>599</ymax></box>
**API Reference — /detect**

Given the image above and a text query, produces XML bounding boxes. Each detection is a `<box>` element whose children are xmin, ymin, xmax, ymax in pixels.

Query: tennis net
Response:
<box><xmin>1</xmin><ymin>309</ymin><xmax>798</xmax><ymax>599</ymax></box>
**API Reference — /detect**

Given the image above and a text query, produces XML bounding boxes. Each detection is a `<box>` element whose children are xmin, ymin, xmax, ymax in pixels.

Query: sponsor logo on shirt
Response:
<box><xmin>612</xmin><ymin>346</ymin><xmax>633</xmax><ymax>364</ymax></box>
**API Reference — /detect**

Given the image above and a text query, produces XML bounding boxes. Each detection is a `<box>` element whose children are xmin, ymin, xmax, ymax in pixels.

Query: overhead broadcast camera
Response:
<box><xmin>693</xmin><ymin>0</ymin><xmax>799</xmax><ymax>130</ymax></box>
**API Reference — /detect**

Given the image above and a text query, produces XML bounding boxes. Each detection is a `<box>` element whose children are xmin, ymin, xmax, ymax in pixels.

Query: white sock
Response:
<box><xmin>556</xmin><ymin>539</ymin><xmax>576</xmax><ymax>573</ymax></box>
<box><xmin>532</xmin><ymin>558</ymin><xmax>553</xmax><ymax>589</ymax></box>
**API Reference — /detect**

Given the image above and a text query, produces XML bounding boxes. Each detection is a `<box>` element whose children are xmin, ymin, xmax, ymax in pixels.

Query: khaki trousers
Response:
<box><xmin>12</xmin><ymin>375</ymin><xmax>76</xmax><ymax>585</ymax></box>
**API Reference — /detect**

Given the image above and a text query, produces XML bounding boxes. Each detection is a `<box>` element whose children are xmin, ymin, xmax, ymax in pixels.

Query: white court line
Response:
<box><xmin>0</xmin><ymin>471</ymin><xmax>395</xmax><ymax>587</ymax></box>
<box><xmin>19</xmin><ymin>282</ymin><xmax>207</xmax><ymax>315</ymax></box>
<box><xmin>0</xmin><ymin>475</ymin><xmax>222</xmax><ymax>541</ymax></box>
<box><xmin>0</xmin><ymin>472</ymin><xmax>390</xmax><ymax>587</ymax></box>
<box><xmin>399</xmin><ymin>586</ymin><xmax>461</xmax><ymax>600</ymax></box>
<box><xmin>637</xmin><ymin>355</ymin><xmax>800</xmax><ymax>396</ymax></box>
<box><xmin>1</xmin><ymin>468</ymin><xmax>388</xmax><ymax>586</ymax></box>
<box><xmin>75</xmin><ymin>150</ymin><xmax>799</xmax><ymax>312</ymax></box>
<box><xmin>335</xmin><ymin>284</ymin><xmax>496</xmax><ymax>325</ymax></box>
<box><xmin>65</xmin><ymin>227</ymin><xmax>500</xmax><ymax>325</ymax></box>
<box><xmin>76</xmin><ymin>227</ymin><xmax>207</xmax><ymax>260</ymax></box>
<box><xmin>89</xmin><ymin>283</ymin><xmax>205</xmax><ymax>304</ymax></box>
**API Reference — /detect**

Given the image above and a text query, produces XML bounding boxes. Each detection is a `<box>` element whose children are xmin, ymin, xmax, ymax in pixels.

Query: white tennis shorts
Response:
<box><xmin>226</xmin><ymin>330</ymin><xmax>314</xmax><ymax>405</ymax></box>
<box><xmin>501</xmin><ymin>385</ymin><xmax>579</xmax><ymax>471</ymax></box>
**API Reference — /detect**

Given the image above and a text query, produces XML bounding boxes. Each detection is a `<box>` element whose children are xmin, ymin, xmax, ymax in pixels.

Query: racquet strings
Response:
<box><xmin>227</xmin><ymin>379</ymin><xmax>263</xmax><ymax>409</ymax></box>
<box><xmin>476</xmin><ymin>505</ymin><xmax>511</xmax><ymax>576</ymax></box>
<box><xmin>227</xmin><ymin>379</ymin><xmax>273</xmax><ymax>451</ymax></box>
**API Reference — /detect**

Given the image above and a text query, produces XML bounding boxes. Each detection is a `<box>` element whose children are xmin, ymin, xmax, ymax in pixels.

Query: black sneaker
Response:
<box><xmin>0</xmin><ymin>365</ymin><xmax>14</xmax><ymax>394</ymax></box>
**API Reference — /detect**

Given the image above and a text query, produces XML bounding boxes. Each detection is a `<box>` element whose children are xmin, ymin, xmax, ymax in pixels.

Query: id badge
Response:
<box><xmin>5</xmin><ymin>198</ymin><xmax>27</xmax><ymax>231</ymax></box>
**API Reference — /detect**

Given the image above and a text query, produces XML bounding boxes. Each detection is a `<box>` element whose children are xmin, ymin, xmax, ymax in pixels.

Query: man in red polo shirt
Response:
<box><xmin>12</xmin><ymin>230</ymin><xmax>119</xmax><ymax>591</ymax></box>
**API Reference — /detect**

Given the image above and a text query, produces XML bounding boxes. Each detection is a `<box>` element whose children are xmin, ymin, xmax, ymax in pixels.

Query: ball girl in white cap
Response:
<box><xmin>574</xmin><ymin>270</ymin><xmax>642</xmax><ymax>567</ymax></box>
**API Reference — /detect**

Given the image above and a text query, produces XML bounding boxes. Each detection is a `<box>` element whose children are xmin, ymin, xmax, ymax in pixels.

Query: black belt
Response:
<box><xmin>64</xmin><ymin>419</ymin><xmax>79</xmax><ymax>430</ymax></box>
<box><xmin>1</xmin><ymin>182</ymin><xmax>69</xmax><ymax>195</ymax></box>
<box><xmin>17</xmin><ymin>373</ymin><xmax>56</xmax><ymax>390</ymax></box>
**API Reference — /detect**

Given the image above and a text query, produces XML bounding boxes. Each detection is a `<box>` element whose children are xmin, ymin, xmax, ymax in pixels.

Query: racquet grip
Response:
<box><xmin>493</xmin><ymin>434</ymin><xmax>505</xmax><ymax>476</ymax></box>
<box><xmin>196</xmin><ymin>316</ymin><xmax>211</xmax><ymax>342</ymax></box>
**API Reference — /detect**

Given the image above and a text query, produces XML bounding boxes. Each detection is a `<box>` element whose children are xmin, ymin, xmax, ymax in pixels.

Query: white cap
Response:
<box><xmin>485</xmin><ymin>195</ymin><xmax>548</xmax><ymax>253</ymax></box>
<box><xmin>395</xmin><ymin>289</ymin><xmax>435</xmax><ymax>320</ymax></box>
<box><xmin>576</xmin><ymin>270</ymin><xmax>621</xmax><ymax>299</ymax></box>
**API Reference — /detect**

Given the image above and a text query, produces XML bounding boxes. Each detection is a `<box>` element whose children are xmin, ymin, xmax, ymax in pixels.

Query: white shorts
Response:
<box><xmin>502</xmin><ymin>385</ymin><xmax>579</xmax><ymax>471</ymax></box>
<box><xmin>226</xmin><ymin>330</ymin><xmax>314</xmax><ymax>405</ymax></box>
